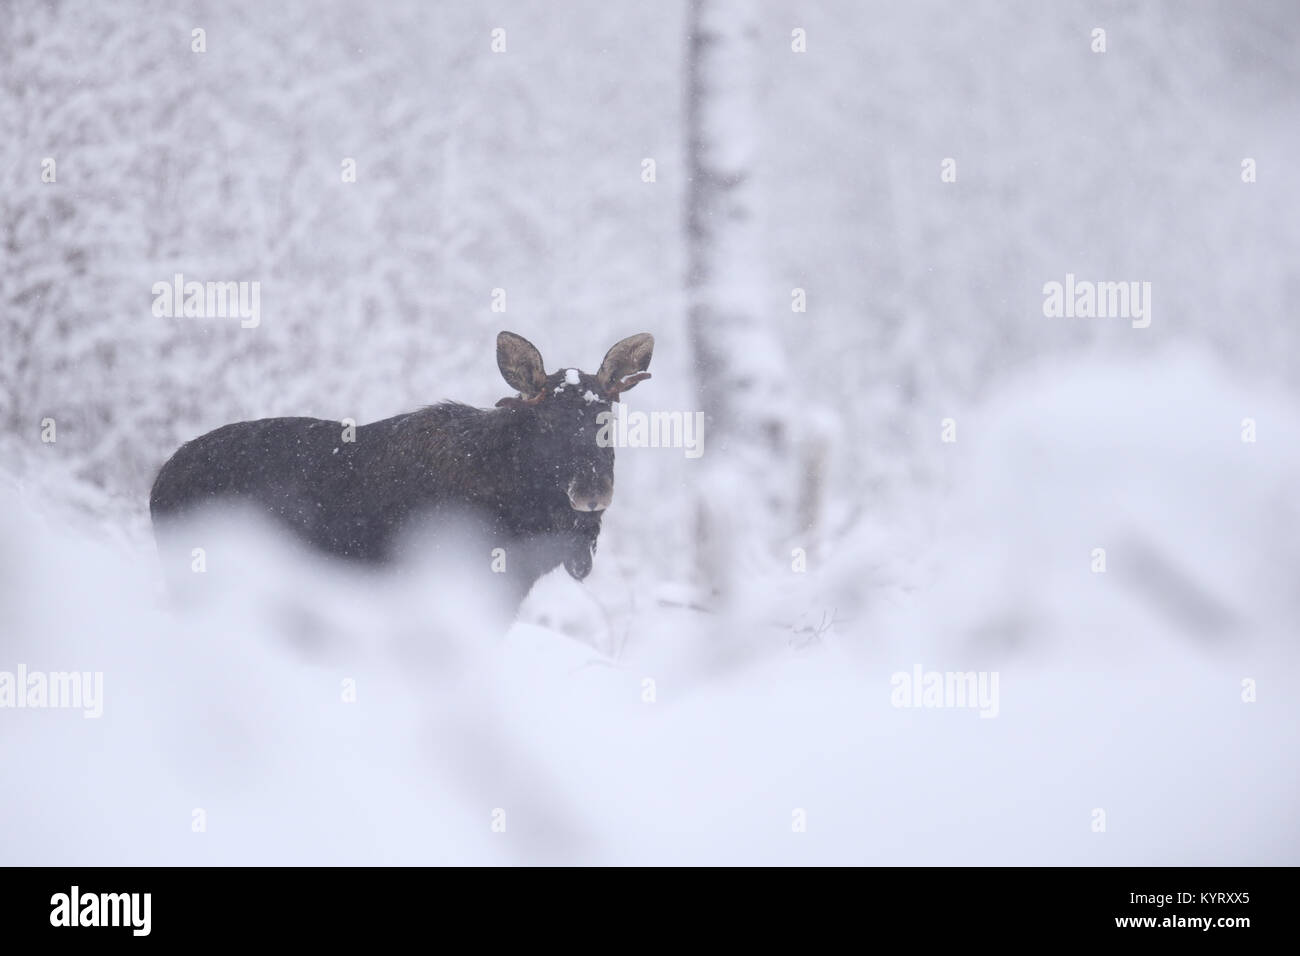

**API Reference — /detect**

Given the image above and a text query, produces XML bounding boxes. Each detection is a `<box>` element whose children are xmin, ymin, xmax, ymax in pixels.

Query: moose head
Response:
<box><xmin>495</xmin><ymin>330</ymin><xmax>653</xmax><ymax>523</ymax></box>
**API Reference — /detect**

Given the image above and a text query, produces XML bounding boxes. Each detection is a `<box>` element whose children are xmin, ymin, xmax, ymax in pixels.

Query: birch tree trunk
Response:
<box><xmin>685</xmin><ymin>0</ymin><xmax>799</xmax><ymax>603</ymax></box>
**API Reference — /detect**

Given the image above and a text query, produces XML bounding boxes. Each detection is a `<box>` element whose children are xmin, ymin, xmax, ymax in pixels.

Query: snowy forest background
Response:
<box><xmin>2</xmin><ymin>0</ymin><xmax>1298</xmax><ymax>864</ymax></box>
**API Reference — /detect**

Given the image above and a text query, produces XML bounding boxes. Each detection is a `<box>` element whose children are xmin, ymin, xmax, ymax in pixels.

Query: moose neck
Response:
<box><xmin>406</xmin><ymin>403</ymin><xmax>566</xmax><ymax>529</ymax></box>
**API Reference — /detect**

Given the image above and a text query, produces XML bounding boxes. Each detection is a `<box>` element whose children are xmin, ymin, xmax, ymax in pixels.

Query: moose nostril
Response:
<box><xmin>567</xmin><ymin>490</ymin><xmax>609</xmax><ymax>512</ymax></box>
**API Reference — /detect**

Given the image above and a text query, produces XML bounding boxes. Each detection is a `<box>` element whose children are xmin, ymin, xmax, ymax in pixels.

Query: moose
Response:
<box><xmin>149</xmin><ymin>331</ymin><xmax>654</xmax><ymax>612</ymax></box>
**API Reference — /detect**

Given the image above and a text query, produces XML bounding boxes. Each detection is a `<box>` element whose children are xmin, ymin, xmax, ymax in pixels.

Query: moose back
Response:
<box><xmin>149</xmin><ymin>331</ymin><xmax>654</xmax><ymax>611</ymax></box>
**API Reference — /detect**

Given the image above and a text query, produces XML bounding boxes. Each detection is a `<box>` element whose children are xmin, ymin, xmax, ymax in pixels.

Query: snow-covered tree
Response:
<box><xmin>685</xmin><ymin>0</ymin><xmax>806</xmax><ymax>603</ymax></box>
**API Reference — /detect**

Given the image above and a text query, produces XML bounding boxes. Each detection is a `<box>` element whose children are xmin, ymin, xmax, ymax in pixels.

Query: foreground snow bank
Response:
<box><xmin>1</xmin><ymin>349</ymin><xmax>1296</xmax><ymax>864</ymax></box>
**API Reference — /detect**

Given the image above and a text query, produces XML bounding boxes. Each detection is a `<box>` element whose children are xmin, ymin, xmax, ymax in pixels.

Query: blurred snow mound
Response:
<box><xmin>922</xmin><ymin>347</ymin><xmax>1300</xmax><ymax>662</ymax></box>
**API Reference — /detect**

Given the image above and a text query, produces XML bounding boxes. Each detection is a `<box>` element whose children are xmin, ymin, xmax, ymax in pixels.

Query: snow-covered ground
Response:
<box><xmin>2</xmin><ymin>348</ymin><xmax>1295</xmax><ymax>865</ymax></box>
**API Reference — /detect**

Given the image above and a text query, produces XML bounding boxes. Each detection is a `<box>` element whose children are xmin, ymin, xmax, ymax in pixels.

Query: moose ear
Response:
<box><xmin>597</xmin><ymin>333</ymin><xmax>654</xmax><ymax>396</ymax></box>
<box><xmin>497</xmin><ymin>331</ymin><xmax>547</xmax><ymax>397</ymax></box>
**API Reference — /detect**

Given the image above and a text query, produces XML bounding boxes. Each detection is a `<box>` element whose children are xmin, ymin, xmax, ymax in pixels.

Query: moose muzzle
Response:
<box><xmin>567</xmin><ymin>478</ymin><xmax>612</xmax><ymax>512</ymax></box>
